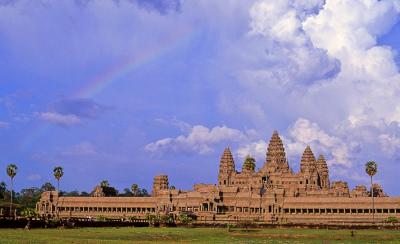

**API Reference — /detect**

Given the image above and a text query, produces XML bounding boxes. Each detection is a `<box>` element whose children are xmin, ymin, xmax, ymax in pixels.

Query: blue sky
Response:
<box><xmin>1</xmin><ymin>0</ymin><xmax>400</xmax><ymax>195</ymax></box>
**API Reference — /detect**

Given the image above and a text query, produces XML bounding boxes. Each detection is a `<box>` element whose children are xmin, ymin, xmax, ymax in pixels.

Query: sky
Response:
<box><xmin>0</xmin><ymin>0</ymin><xmax>400</xmax><ymax>195</ymax></box>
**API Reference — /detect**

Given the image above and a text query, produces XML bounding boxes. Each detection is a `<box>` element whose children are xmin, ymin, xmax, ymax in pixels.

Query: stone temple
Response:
<box><xmin>37</xmin><ymin>131</ymin><xmax>400</xmax><ymax>224</ymax></box>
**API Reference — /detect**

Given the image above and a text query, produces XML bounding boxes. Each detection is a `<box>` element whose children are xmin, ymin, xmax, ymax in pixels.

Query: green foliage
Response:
<box><xmin>242</xmin><ymin>155</ymin><xmax>256</xmax><ymax>171</ymax></box>
<box><xmin>97</xmin><ymin>180</ymin><xmax>119</xmax><ymax>197</ymax></box>
<box><xmin>146</xmin><ymin>214</ymin><xmax>160</xmax><ymax>226</ymax></box>
<box><xmin>129</xmin><ymin>216</ymin><xmax>138</xmax><ymax>221</ymax></box>
<box><xmin>41</xmin><ymin>182</ymin><xmax>56</xmax><ymax>192</ymax></box>
<box><xmin>96</xmin><ymin>215</ymin><xmax>107</xmax><ymax>222</ymax></box>
<box><xmin>159</xmin><ymin>214</ymin><xmax>174</xmax><ymax>225</ymax></box>
<box><xmin>20</xmin><ymin>207</ymin><xmax>37</xmax><ymax>219</ymax></box>
<box><xmin>6</xmin><ymin>164</ymin><xmax>18</xmax><ymax>179</ymax></box>
<box><xmin>386</xmin><ymin>216</ymin><xmax>399</xmax><ymax>223</ymax></box>
<box><xmin>121</xmin><ymin>188</ymin><xmax>133</xmax><ymax>196</ymax></box>
<box><xmin>226</xmin><ymin>223</ymin><xmax>236</xmax><ymax>232</ymax></box>
<box><xmin>53</xmin><ymin>166</ymin><xmax>64</xmax><ymax>180</ymax></box>
<box><xmin>17</xmin><ymin>187</ymin><xmax>42</xmax><ymax>208</ymax></box>
<box><xmin>0</xmin><ymin>181</ymin><xmax>6</xmax><ymax>199</ymax></box>
<box><xmin>365</xmin><ymin>161</ymin><xmax>377</xmax><ymax>177</ymax></box>
<box><xmin>178</xmin><ymin>213</ymin><xmax>194</xmax><ymax>226</ymax></box>
<box><xmin>2</xmin><ymin>227</ymin><xmax>400</xmax><ymax>242</ymax></box>
<box><xmin>100</xmin><ymin>180</ymin><xmax>110</xmax><ymax>187</ymax></box>
<box><xmin>131</xmin><ymin>184</ymin><xmax>138</xmax><ymax>196</ymax></box>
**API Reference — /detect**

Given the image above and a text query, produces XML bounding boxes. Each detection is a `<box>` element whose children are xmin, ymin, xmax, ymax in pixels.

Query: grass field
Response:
<box><xmin>0</xmin><ymin>227</ymin><xmax>399</xmax><ymax>243</ymax></box>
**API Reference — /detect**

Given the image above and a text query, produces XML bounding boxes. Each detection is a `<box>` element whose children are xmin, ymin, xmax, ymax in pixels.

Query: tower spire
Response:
<box><xmin>300</xmin><ymin>145</ymin><xmax>316</xmax><ymax>173</ymax></box>
<box><xmin>218</xmin><ymin>147</ymin><xmax>235</xmax><ymax>186</ymax></box>
<box><xmin>261</xmin><ymin>131</ymin><xmax>289</xmax><ymax>173</ymax></box>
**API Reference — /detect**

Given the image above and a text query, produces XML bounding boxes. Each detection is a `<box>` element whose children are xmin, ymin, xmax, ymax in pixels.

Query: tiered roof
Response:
<box><xmin>219</xmin><ymin>147</ymin><xmax>235</xmax><ymax>174</ymax></box>
<box><xmin>300</xmin><ymin>146</ymin><xmax>316</xmax><ymax>173</ymax></box>
<box><xmin>316</xmin><ymin>154</ymin><xmax>328</xmax><ymax>173</ymax></box>
<box><xmin>265</xmin><ymin>131</ymin><xmax>288</xmax><ymax>168</ymax></box>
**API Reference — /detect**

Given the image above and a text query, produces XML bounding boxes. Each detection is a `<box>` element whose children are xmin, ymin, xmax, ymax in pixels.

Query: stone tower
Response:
<box><xmin>261</xmin><ymin>131</ymin><xmax>289</xmax><ymax>173</ymax></box>
<box><xmin>218</xmin><ymin>147</ymin><xmax>235</xmax><ymax>186</ymax></box>
<box><xmin>152</xmin><ymin>175</ymin><xmax>169</xmax><ymax>196</ymax></box>
<box><xmin>300</xmin><ymin>146</ymin><xmax>319</xmax><ymax>186</ymax></box>
<box><xmin>316</xmin><ymin>154</ymin><xmax>330</xmax><ymax>189</ymax></box>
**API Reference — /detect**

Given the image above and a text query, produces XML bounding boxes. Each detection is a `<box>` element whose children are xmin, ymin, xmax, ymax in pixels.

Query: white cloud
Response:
<box><xmin>236</xmin><ymin>139</ymin><xmax>267</xmax><ymax>162</ymax></box>
<box><xmin>246</xmin><ymin>0</ymin><xmax>340</xmax><ymax>89</ymax></box>
<box><xmin>379</xmin><ymin>133</ymin><xmax>400</xmax><ymax>156</ymax></box>
<box><xmin>39</xmin><ymin>112</ymin><xmax>81</xmax><ymax>126</ymax></box>
<box><xmin>145</xmin><ymin>124</ymin><xmax>251</xmax><ymax>155</ymax></box>
<box><xmin>285</xmin><ymin>118</ymin><xmax>351</xmax><ymax>167</ymax></box>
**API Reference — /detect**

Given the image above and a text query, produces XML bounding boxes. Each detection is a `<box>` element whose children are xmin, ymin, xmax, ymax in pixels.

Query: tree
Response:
<box><xmin>131</xmin><ymin>184</ymin><xmax>139</xmax><ymax>196</ymax></box>
<box><xmin>53</xmin><ymin>166</ymin><xmax>64</xmax><ymax>192</ymax></box>
<box><xmin>179</xmin><ymin>213</ymin><xmax>194</xmax><ymax>227</ymax></box>
<box><xmin>121</xmin><ymin>188</ymin><xmax>132</xmax><ymax>197</ymax></box>
<box><xmin>18</xmin><ymin>187</ymin><xmax>42</xmax><ymax>209</ymax></box>
<box><xmin>40</xmin><ymin>182</ymin><xmax>55</xmax><ymax>192</ymax></box>
<box><xmin>98</xmin><ymin>180</ymin><xmax>118</xmax><ymax>197</ymax></box>
<box><xmin>6</xmin><ymin>164</ymin><xmax>17</xmax><ymax>218</ymax></box>
<box><xmin>365</xmin><ymin>161</ymin><xmax>378</xmax><ymax>223</ymax></box>
<box><xmin>100</xmin><ymin>180</ymin><xmax>110</xmax><ymax>187</ymax></box>
<box><xmin>242</xmin><ymin>155</ymin><xmax>256</xmax><ymax>171</ymax></box>
<box><xmin>0</xmin><ymin>181</ymin><xmax>6</xmax><ymax>199</ymax></box>
<box><xmin>139</xmin><ymin>188</ymin><xmax>149</xmax><ymax>197</ymax></box>
<box><xmin>21</xmin><ymin>208</ymin><xmax>37</xmax><ymax>230</ymax></box>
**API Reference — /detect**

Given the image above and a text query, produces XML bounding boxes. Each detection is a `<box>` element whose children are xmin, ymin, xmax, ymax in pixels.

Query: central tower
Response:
<box><xmin>260</xmin><ymin>131</ymin><xmax>289</xmax><ymax>173</ymax></box>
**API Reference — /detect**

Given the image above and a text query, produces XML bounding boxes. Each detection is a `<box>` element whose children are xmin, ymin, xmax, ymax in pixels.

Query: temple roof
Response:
<box><xmin>300</xmin><ymin>146</ymin><xmax>316</xmax><ymax>172</ymax></box>
<box><xmin>316</xmin><ymin>154</ymin><xmax>328</xmax><ymax>171</ymax></box>
<box><xmin>219</xmin><ymin>147</ymin><xmax>235</xmax><ymax>171</ymax></box>
<box><xmin>266</xmin><ymin>131</ymin><xmax>287</xmax><ymax>165</ymax></box>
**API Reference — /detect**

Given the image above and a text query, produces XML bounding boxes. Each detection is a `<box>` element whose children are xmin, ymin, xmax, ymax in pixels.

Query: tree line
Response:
<box><xmin>1</xmin><ymin>165</ymin><xmax>150</xmax><ymax>214</ymax></box>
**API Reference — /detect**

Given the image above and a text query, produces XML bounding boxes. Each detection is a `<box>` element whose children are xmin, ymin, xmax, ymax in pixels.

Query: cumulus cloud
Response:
<box><xmin>285</xmin><ymin>118</ymin><xmax>351</xmax><ymax>167</ymax></box>
<box><xmin>246</xmin><ymin>0</ymin><xmax>340</xmax><ymax>88</ymax></box>
<box><xmin>235</xmin><ymin>118</ymin><xmax>352</xmax><ymax>168</ymax></box>
<box><xmin>230</xmin><ymin>0</ymin><xmax>400</xmax><ymax>176</ymax></box>
<box><xmin>146</xmin><ymin>124</ymin><xmax>253</xmax><ymax>155</ymax></box>
<box><xmin>236</xmin><ymin>139</ymin><xmax>267</xmax><ymax>162</ymax></box>
<box><xmin>39</xmin><ymin>112</ymin><xmax>81</xmax><ymax>126</ymax></box>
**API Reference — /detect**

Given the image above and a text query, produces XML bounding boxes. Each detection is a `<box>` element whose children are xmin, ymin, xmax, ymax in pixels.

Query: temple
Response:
<box><xmin>37</xmin><ymin>131</ymin><xmax>400</xmax><ymax>224</ymax></box>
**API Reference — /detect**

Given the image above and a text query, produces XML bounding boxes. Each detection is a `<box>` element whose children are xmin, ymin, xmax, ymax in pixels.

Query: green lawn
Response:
<box><xmin>0</xmin><ymin>227</ymin><xmax>399</xmax><ymax>243</ymax></box>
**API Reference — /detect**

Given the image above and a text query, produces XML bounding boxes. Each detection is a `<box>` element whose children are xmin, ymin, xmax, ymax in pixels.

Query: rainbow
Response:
<box><xmin>20</xmin><ymin>27</ymin><xmax>199</xmax><ymax>150</ymax></box>
<box><xmin>74</xmin><ymin>28</ymin><xmax>199</xmax><ymax>98</ymax></box>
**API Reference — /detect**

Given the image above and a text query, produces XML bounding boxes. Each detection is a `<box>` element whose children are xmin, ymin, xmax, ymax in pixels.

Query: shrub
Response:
<box><xmin>159</xmin><ymin>214</ymin><xmax>175</xmax><ymax>226</ymax></box>
<box><xmin>146</xmin><ymin>214</ymin><xmax>160</xmax><ymax>226</ymax></box>
<box><xmin>179</xmin><ymin>213</ymin><xmax>193</xmax><ymax>226</ymax></box>
<box><xmin>96</xmin><ymin>215</ymin><xmax>107</xmax><ymax>222</ymax></box>
<box><xmin>386</xmin><ymin>216</ymin><xmax>399</xmax><ymax>223</ymax></box>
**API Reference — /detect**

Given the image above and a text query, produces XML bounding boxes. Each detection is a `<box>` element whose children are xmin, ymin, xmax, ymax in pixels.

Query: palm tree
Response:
<box><xmin>53</xmin><ymin>166</ymin><xmax>64</xmax><ymax>192</ymax></box>
<box><xmin>131</xmin><ymin>184</ymin><xmax>138</xmax><ymax>196</ymax></box>
<box><xmin>365</xmin><ymin>161</ymin><xmax>377</xmax><ymax>223</ymax></box>
<box><xmin>6</xmin><ymin>164</ymin><xmax>17</xmax><ymax>218</ymax></box>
